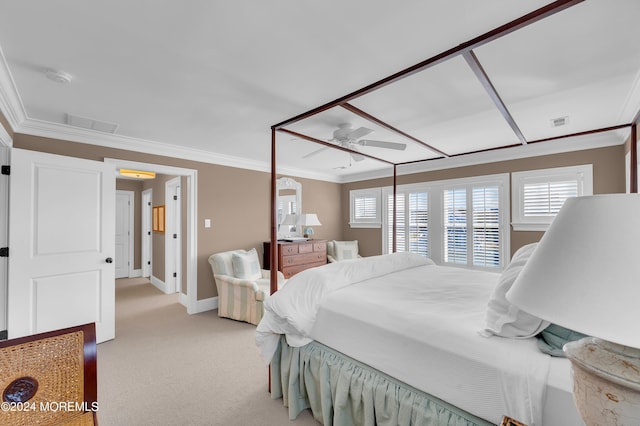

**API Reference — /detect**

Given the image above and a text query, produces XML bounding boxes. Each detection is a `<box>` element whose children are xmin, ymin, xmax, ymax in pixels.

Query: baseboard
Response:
<box><xmin>193</xmin><ymin>297</ymin><xmax>218</xmax><ymax>314</ymax></box>
<box><xmin>150</xmin><ymin>275</ymin><xmax>167</xmax><ymax>293</ymax></box>
<box><xmin>130</xmin><ymin>269</ymin><xmax>142</xmax><ymax>278</ymax></box>
<box><xmin>178</xmin><ymin>292</ymin><xmax>188</xmax><ymax>308</ymax></box>
<box><xmin>150</xmin><ymin>278</ymin><xmax>216</xmax><ymax>314</ymax></box>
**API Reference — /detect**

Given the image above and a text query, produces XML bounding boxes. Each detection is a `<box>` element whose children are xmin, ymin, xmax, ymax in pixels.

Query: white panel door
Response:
<box><xmin>115</xmin><ymin>191</ymin><xmax>131</xmax><ymax>279</ymax></box>
<box><xmin>8</xmin><ymin>148</ymin><xmax>115</xmax><ymax>343</ymax></box>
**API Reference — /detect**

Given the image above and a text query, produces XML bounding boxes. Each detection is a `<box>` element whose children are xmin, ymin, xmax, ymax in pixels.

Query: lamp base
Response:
<box><xmin>303</xmin><ymin>227</ymin><xmax>314</xmax><ymax>239</ymax></box>
<box><xmin>564</xmin><ymin>337</ymin><xmax>640</xmax><ymax>425</ymax></box>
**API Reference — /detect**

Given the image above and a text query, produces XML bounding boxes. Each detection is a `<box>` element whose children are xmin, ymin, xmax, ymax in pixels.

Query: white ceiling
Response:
<box><xmin>0</xmin><ymin>1</ymin><xmax>638</xmax><ymax>182</ymax></box>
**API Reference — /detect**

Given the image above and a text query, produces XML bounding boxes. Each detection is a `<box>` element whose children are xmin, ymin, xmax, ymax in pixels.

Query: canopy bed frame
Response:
<box><xmin>263</xmin><ymin>0</ymin><xmax>640</xmax><ymax>424</ymax></box>
<box><xmin>268</xmin><ymin>0</ymin><xmax>639</xmax><ymax>292</ymax></box>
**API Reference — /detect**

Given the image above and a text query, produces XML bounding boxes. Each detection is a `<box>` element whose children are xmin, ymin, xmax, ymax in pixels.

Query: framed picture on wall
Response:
<box><xmin>153</xmin><ymin>205</ymin><xmax>165</xmax><ymax>233</ymax></box>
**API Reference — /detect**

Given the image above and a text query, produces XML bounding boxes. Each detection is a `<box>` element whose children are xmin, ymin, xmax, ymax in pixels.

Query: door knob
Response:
<box><xmin>105</xmin><ymin>257</ymin><xmax>113</xmax><ymax>264</ymax></box>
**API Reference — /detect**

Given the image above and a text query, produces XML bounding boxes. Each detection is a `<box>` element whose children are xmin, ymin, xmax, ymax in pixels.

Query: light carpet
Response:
<box><xmin>97</xmin><ymin>277</ymin><xmax>318</xmax><ymax>425</ymax></box>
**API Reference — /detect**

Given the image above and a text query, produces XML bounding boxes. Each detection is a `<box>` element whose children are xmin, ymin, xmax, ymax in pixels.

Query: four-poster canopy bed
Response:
<box><xmin>259</xmin><ymin>0</ymin><xmax>640</xmax><ymax>424</ymax></box>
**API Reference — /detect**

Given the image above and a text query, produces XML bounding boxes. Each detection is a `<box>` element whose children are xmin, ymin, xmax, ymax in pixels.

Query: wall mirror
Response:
<box><xmin>276</xmin><ymin>177</ymin><xmax>302</xmax><ymax>238</ymax></box>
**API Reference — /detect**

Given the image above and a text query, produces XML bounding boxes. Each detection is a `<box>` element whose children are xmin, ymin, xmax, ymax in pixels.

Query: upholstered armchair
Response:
<box><xmin>208</xmin><ymin>249</ymin><xmax>284</xmax><ymax>325</ymax></box>
<box><xmin>327</xmin><ymin>240</ymin><xmax>362</xmax><ymax>263</ymax></box>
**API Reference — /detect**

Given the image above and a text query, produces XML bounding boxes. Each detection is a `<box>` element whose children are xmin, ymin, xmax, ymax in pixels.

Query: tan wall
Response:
<box><xmin>342</xmin><ymin>145</ymin><xmax>626</xmax><ymax>257</ymax></box>
<box><xmin>12</xmin><ymin>133</ymin><xmax>342</xmax><ymax>300</ymax></box>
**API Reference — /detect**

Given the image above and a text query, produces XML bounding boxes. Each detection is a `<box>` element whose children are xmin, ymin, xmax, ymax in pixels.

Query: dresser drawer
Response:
<box><xmin>282</xmin><ymin>252</ymin><xmax>325</xmax><ymax>267</ymax></box>
<box><xmin>298</xmin><ymin>242</ymin><xmax>314</xmax><ymax>254</ymax></box>
<box><xmin>282</xmin><ymin>260</ymin><xmax>325</xmax><ymax>278</ymax></box>
<box><xmin>313</xmin><ymin>241</ymin><xmax>326</xmax><ymax>252</ymax></box>
<box><xmin>280</xmin><ymin>244</ymin><xmax>298</xmax><ymax>255</ymax></box>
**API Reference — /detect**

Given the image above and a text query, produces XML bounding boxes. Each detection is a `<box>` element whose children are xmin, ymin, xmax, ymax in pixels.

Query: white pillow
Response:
<box><xmin>231</xmin><ymin>248</ymin><xmax>262</xmax><ymax>281</ymax></box>
<box><xmin>333</xmin><ymin>240</ymin><xmax>359</xmax><ymax>261</ymax></box>
<box><xmin>481</xmin><ymin>243</ymin><xmax>549</xmax><ymax>338</ymax></box>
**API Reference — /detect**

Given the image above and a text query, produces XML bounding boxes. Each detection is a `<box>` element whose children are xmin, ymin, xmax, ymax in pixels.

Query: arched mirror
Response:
<box><xmin>276</xmin><ymin>177</ymin><xmax>302</xmax><ymax>238</ymax></box>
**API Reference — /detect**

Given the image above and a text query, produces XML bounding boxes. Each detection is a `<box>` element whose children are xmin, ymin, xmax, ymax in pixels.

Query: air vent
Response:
<box><xmin>550</xmin><ymin>116</ymin><xmax>569</xmax><ymax>128</ymax></box>
<box><xmin>66</xmin><ymin>113</ymin><xmax>119</xmax><ymax>134</ymax></box>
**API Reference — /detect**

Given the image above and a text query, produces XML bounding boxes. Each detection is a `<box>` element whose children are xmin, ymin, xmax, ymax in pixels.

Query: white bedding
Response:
<box><xmin>256</xmin><ymin>253</ymin><xmax>579</xmax><ymax>425</ymax></box>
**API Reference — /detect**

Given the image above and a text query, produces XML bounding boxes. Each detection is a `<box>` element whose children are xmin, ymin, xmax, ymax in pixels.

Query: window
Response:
<box><xmin>382</xmin><ymin>174</ymin><xmax>509</xmax><ymax>270</ymax></box>
<box><xmin>384</xmin><ymin>189</ymin><xmax>428</xmax><ymax>256</ymax></box>
<box><xmin>442</xmin><ymin>183</ymin><xmax>502</xmax><ymax>268</ymax></box>
<box><xmin>512</xmin><ymin>165</ymin><xmax>593</xmax><ymax>231</ymax></box>
<box><xmin>349</xmin><ymin>188</ymin><xmax>381</xmax><ymax>228</ymax></box>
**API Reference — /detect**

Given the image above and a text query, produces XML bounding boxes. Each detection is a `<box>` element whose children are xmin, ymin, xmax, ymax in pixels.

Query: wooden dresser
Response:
<box><xmin>263</xmin><ymin>240</ymin><xmax>327</xmax><ymax>279</ymax></box>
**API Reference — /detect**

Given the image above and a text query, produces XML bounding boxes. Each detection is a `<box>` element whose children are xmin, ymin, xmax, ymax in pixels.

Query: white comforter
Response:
<box><xmin>255</xmin><ymin>252</ymin><xmax>433</xmax><ymax>363</ymax></box>
<box><xmin>255</xmin><ymin>253</ymin><xmax>556</xmax><ymax>425</ymax></box>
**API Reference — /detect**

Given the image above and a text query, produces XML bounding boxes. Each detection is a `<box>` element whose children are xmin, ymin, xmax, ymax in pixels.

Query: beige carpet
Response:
<box><xmin>97</xmin><ymin>277</ymin><xmax>319</xmax><ymax>425</ymax></box>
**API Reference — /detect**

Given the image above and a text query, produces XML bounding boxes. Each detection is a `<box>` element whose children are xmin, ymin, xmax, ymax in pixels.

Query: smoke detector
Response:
<box><xmin>45</xmin><ymin>69</ymin><xmax>73</xmax><ymax>84</ymax></box>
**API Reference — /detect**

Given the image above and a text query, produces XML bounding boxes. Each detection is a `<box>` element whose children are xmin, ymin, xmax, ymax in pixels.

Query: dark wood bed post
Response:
<box><xmin>270</xmin><ymin>128</ymin><xmax>278</xmax><ymax>295</ymax></box>
<box><xmin>631</xmin><ymin>123</ymin><xmax>638</xmax><ymax>194</ymax></box>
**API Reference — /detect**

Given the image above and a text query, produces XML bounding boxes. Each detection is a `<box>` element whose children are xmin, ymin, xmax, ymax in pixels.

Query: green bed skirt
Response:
<box><xmin>271</xmin><ymin>336</ymin><xmax>495</xmax><ymax>426</ymax></box>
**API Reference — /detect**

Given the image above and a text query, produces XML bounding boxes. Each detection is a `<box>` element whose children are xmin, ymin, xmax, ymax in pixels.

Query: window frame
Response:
<box><xmin>440</xmin><ymin>174</ymin><xmax>510</xmax><ymax>270</ymax></box>
<box><xmin>511</xmin><ymin>164</ymin><xmax>593</xmax><ymax>231</ymax></box>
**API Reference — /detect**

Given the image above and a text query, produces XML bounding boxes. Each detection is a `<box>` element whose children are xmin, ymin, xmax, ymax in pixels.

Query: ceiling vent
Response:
<box><xmin>65</xmin><ymin>113</ymin><xmax>119</xmax><ymax>134</ymax></box>
<box><xmin>550</xmin><ymin>116</ymin><xmax>569</xmax><ymax>128</ymax></box>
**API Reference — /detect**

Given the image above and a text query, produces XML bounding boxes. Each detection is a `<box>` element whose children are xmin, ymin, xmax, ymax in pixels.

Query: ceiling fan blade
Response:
<box><xmin>303</xmin><ymin>146</ymin><xmax>329</xmax><ymax>159</ymax></box>
<box><xmin>346</xmin><ymin>126</ymin><xmax>374</xmax><ymax>140</ymax></box>
<box><xmin>358</xmin><ymin>139</ymin><xmax>407</xmax><ymax>150</ymax></box>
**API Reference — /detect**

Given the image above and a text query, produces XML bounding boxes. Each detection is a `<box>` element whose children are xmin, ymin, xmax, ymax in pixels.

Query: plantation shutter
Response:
<box><xmin>387</xmin><ymin>193</ymin><xmax>406</xmax><ymax>253</ymax></box>
<box><xmin>443</xmin><ymin>187</ymin><xmax>467</xmax><ymax>264</ymax></box>
<box><xmin>523</xmin><ymin>180</ymin><xmax>578</xmax><ymax>217</ymax></box>
<box><xmin>472</xmin><ymin>185</ymin><xmax>500</xmax><ymax>267</ymax></box>
<box><xmin>354</xmin><ymin>195</ymin><xmax>378</xmax><ymax>221</ymax></box>
<box><xmin>409</xmin><ymin>192</ymin><xmax>428</xmax><ymax>257</ymax></box>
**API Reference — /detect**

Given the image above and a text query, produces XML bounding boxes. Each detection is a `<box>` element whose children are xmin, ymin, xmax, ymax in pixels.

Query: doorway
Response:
<box><xmin>107</xmin><ymin>158</ymin><xmax>197</xmax><ymax>314</ymax></box>
<box><xmin>115</xmin><ymin>190</ymin><xmax>134</xmax><ymax>279</ymax></box>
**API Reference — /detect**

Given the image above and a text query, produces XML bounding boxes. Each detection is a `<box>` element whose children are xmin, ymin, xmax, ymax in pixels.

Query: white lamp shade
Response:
<box><xmin>506</xmin><ymin>194</ymin><xmax>640</xmax><ymax>349</ymax></box>
<box><xmin>296</xmin><ymin>213</ymin><xmax>322</xmax><ymax>226</ymax></box>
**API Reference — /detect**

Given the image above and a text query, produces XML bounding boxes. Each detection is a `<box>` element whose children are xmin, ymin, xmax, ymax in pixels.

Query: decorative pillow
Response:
<box><xmin>333</xmin><ymin>240</ymin><xmax>359</xmax><ymax>261</ymax></box>
<box><xmin>231</xmin><ymin>248</ymin><xmax>262</xmax><ymax>281</ymax></box>
<box><xmin>536</xmin><ymin>323</ymin><xmax>587</xmax><ymax>357</ymax></box>
<box><xmin>480</xmin><ymin>243</ymin><xmax>549</xmax><ymax>338</ymax></box>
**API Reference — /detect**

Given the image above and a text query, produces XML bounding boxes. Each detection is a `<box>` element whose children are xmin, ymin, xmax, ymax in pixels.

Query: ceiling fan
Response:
<box><xmin>303</xmin><ymin>123</ymin><xmax>407</xmax><ymax>162</ymax></box>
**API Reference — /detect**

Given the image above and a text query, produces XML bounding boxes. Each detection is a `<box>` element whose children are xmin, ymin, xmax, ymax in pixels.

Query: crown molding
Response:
<box><xmin>15</xmin><ymin>118</ymin><xmax>342</xmax><ymax>182</ymax></box>
<box><xmin>0</xmin><ymin>121</ymin><xmax>11</xmax><ymax>148</ymax></box>
<box><xmin>0</xmin><ymin>46</ymin><xmax>26</xmax><ymax>131</ymax></box>
<box><xmin>337</xmin><ymin>130</ymin><xmax>626</xmax><ymax>183</ymax></box>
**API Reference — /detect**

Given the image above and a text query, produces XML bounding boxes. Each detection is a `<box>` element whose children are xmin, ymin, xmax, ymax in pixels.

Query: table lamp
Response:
<box><xmin>297</xmin><ymin>213</ymin><xmax>321</xmax><ymax>238</ymax></box>
<box><xmin>506</xmin><ymin>194</ymin><xmax>640</xmax><ymax>424</ymax></box>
